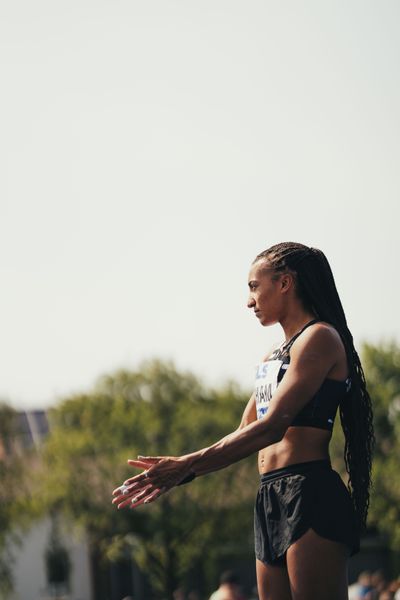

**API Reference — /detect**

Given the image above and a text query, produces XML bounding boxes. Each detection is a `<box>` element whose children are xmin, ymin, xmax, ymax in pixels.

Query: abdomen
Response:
<box><xmin>258</xmin><ymin>426</ymin><xmax>332</xmax><ymax>474</ymax></box>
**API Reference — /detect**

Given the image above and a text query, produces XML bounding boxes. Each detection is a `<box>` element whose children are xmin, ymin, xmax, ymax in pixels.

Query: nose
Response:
<box><xmin>247</xmin><ymin>295</ymin><xmax>256</xmax><ymax>309</ymax></box>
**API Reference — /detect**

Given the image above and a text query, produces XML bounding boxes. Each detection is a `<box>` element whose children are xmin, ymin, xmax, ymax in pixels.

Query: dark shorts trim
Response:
<box><xmin>254</xmin><ymin>459</ymin><xmax>360</xmax><ymax>566</ymax></box>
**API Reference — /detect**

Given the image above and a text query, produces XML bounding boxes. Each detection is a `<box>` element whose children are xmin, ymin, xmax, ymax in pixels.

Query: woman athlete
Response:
<box><xmin>112</xmin><ymin>242</ymin><xmax>374</xmax><ymax>600</ymax></box>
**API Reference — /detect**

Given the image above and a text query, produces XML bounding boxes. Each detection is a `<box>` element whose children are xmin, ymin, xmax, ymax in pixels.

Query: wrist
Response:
<box><xmin>176</xmin><ymin>471</ymin><xmax>196</xmax><ymax>486</ymax></box>
<box><xmin>180</xmin><ymin>451</ymin><xmax>201</xmax><ymax>475</ymax></box>
<box><xmin>174</xmin><ymin>455</ymin><xmax>197</xmax><ymax>485</ymax></box>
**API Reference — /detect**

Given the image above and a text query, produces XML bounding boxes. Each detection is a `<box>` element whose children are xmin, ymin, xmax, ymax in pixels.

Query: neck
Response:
<box><xmin>279</xmin><ymin>308</ymin><xmax>317</xmax><ymax>342</ymax></box>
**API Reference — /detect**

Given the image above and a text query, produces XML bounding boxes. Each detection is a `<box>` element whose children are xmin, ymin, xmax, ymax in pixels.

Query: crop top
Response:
<box><xmin>254</xmin><ymin>319</ymin><xmax>352</xmax><ymax>431</ymax></box>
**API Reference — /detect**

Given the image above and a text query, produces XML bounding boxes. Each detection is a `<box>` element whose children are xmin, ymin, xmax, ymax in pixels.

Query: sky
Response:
<box><xmin>1</xmin><ymin>1</ymin><xmax>399</xmax><ymax>409</ymax></box>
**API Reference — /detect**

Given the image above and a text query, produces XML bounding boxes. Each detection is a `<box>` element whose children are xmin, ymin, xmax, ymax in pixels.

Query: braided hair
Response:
<box><xmin>254</xmin><ymin>242</ymin><xmax>374</xmax><ymax>532</ymax></box>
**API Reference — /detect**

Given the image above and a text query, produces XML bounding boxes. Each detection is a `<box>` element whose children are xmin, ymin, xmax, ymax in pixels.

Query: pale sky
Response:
<box><xmin>1</xmin><ymin>1</ymin><xmax>399</xmax><ymax>408</ymax></box>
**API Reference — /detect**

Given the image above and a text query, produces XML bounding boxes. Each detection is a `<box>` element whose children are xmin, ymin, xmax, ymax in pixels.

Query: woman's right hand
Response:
<box><xmin>112</xmin><ymin>455</ymin><xmax>194</xmax><ymax>509</ymax></box>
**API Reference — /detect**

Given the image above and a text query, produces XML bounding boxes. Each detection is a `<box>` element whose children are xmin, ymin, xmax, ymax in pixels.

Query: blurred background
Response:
<box><xmin>1</xmin><ymin>1</ymin><xmax>400</xmax><ymax>599</ymax></box>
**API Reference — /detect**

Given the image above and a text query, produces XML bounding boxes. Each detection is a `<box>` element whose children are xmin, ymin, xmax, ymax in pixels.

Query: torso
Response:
<box><xmin>258</xmin><ymin>427</ymin><xmax>332</xmax><ymax>474</ymax></box>
<box><xmin>256</xmin><ymin>321</ymin><xmax>350</xmax><ymax>475</ymax></box>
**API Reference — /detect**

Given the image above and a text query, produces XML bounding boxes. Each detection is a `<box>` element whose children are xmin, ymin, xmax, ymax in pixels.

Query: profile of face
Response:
<box><xmin>247</xmin><ymin>259</ymin><xmax>294</xmax><ymax>326</ymax></box>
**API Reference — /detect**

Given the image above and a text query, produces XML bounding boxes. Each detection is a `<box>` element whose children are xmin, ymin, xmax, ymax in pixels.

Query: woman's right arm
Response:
<box><xmin>113</xmin><ymin>328</ymin><xmax>337</xmax><ymax>508</ymax></box>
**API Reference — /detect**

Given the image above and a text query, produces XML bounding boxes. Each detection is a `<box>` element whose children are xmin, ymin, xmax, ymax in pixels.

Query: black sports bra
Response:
<box><xmin>254</xmin><ymin>320</ymin><xmax>352</xmax><ymax>431</ymax></box>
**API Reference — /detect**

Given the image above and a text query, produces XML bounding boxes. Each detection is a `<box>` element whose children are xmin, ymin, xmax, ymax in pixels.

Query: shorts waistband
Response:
<box><xmin>260</xmin><ymin>459</ymin><xmax>331</xmax><ymax>485</ymax></box>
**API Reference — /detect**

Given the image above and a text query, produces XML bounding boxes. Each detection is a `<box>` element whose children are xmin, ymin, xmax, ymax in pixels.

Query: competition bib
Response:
<box><xmin>254</xmin><ymin>359</ymin><xmax>283</xmax><ymax>420</ymax></box>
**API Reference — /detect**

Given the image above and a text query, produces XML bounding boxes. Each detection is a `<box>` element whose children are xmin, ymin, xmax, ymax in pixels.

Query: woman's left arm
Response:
<box><xmin>113</xmin><ymin>325</ymin><xmax>341</xmax><ymax>508</ymax></box>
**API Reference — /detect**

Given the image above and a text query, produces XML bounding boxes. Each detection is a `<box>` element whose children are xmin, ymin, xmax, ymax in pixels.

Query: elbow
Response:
<box><xmin>270</xmin><ymin>426</ymin><xmax>286</xmax><ymax>444</ymax></box>
<box><xmin>237</xmin><ymin>418</ymin><xmax>252</xmax><ymax>431</ymax></box>
<box><xmin>258</xmin><ymin>416</ymin><xmax>288</xmax><ymax>445</ymax></box>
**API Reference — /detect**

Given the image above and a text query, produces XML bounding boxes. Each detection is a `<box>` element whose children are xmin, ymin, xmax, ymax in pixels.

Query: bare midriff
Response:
<box><xmin>258</xmin><ymin>426</ymin><xmax>331</xmax><ymax>474</ymax></box>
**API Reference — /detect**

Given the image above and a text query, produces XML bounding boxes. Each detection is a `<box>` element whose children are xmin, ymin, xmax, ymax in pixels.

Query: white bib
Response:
<box><xmin>254</xmin><ymin>359</ymin><xmax>283</xmax><ymax>419</ymax></box>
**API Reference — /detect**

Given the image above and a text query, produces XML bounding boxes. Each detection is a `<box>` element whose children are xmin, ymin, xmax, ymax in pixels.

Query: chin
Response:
<box><xmin>260</xmin><ymin>316</ymin><xmax>278</xmax><ymax>327</ymax></box>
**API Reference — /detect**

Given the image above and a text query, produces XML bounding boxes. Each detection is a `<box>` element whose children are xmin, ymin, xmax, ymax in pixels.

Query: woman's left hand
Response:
<box><xmin>112</xmin><ymin>455</ymin><xmax>193</xmax><ymax>509</ymax></box>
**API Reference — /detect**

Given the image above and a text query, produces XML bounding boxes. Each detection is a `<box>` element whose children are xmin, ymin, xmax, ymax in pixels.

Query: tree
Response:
<box><xmin>0</xmin><ymin>403</ymin><xmax>29</xmax><ymax>599</ymax></box>
<box><xmin>361</xmin><ymin>342</ymin><xmax>400</xmax><ymax>551</ymax></box>
<box><xmin>36</xmin><ymin>360</ymin><xmax>257</xmax><ymax>599</ymax></box>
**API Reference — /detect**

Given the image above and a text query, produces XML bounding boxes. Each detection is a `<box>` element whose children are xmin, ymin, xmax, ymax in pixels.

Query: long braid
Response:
<box><xmin>255</xmin><ymin>242</ymin><xmax>374</xmax><ymax>532</ymax></box>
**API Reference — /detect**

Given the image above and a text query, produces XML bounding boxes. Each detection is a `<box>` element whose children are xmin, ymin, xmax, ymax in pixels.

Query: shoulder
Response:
<box><xmin>294</xmin><ymin>321</ymin><xmax>342</xmax><ymax>347</ymax></box>
<box><xmin>290</xmin><ymin>321</ymin><xmax>344</xmax><ymax>363</ymax></box>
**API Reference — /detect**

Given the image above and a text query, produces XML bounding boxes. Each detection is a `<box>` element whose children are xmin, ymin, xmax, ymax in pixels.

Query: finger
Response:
<box><xmin>143</xmin><ymin>486</ymin><xmax>166</xmax><ymax>504</ymax></box>
<box><xmin>112</xmin><ymin>477</ymin><xmax>145</xmax><ymax>495</ymax></box>
<box><xmin>131</xmin><ymin>483</ymin><xmax>153</xmax><ymax>502</ymax></box>
<box><xmin>113</xmin><ymin>491</ymin><xmax>139</xmax><ymax>506</ymax></box>
<box><xmin>116</xmin><ymin>484</ymin><xmax>152</xmax><ymax>509</ymax></box>
<box><xmin>112</xmin><ymin>484</ymin><xmax>139</xmax><ymax>496</ymax></box>
<box><xmin>112</xmin><ymin>481</ymin><xmax>137</xmax><ymax>496</ymax></box>
<box><xmin>112</xmin><ymin>482</ymin><xmax>136</xmax><ymax>496</ymax></box>
<box><xmin>127</xmin><ymin>460</ymin><xmax>152</xmax><ymax>468</ymax></box>
<box><xmin>112</xmin><ymin>479</ymin><xmax>149</xmax><ymax>501</ymax></box>
<box><xmin>127</xmin><ymin>458</ymin><xmax>161</xmax><ymax>470</ymax></box>
<box><xmin>112</xmin><ymin>477</ymin><xmax>150</xmax><ymax>500</ymax></box>
<box><xmin>130</xmin><ymin>486</ymin><xmax>165</xmax><ymax>509</ymax></box>
<box><xmin>129</xmin><ymin>496</ymin><xmax>148</xmax><ymax>509</ymax></box>
<box><xmin>122</xmin><ymin>470</ymin><xmax>152</xmax><ymax>486</ymax></box>
<box><xmin>115</xmin><ymin>495</ymin><xmax>134</xmax><ymax>509</ymax></box>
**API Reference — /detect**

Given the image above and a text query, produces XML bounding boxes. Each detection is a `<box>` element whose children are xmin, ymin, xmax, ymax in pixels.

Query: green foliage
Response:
<box><xmin>329</xmin><ymin>415</ymin><xmax>347</xmax><ymax>478</ymax></box>
<box><xmin>6</xmin><ymin>345</ymin><xmax>400</xmax><ymax>595</ymax></box>
<box><xmin>0</xmin><ymin>403</ymin><xmax>25</xmax><ymax>599</ymax></box>
<box><xmin>37</xmin><ymin>360</ymin><xmax>257</xmax><ymax>598</ymax></box>
<box><xmin>361</xmin><ymin>342</ymin><xmax>400</xmax><ymax>549</ymax></box>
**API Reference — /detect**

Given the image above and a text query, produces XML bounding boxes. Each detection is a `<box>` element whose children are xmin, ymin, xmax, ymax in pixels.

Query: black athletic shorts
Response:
<box><xmin>254</xmin><ymin>459</ymin><xmax>360</xmax><ymax>565</ymax></box>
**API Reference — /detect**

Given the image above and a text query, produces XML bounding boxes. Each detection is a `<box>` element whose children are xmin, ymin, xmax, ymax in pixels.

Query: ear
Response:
<box><xmin>280</xmin><ymin>273</ymin><xmax>295</xmax><ymax>294</ymax></box>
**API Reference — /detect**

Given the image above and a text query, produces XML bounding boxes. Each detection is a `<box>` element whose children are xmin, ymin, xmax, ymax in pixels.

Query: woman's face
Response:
<box><xmin>247</xmin><ymin>260</ymin><xmax>288</xmax><ymax>326</ymax></box>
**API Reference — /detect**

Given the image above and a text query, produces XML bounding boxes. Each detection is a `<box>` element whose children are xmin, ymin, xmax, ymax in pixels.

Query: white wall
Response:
<box><xmin>11</xmin><ymin>518</ymin><xmax>92</xmax><ymax>600</ymax></box>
